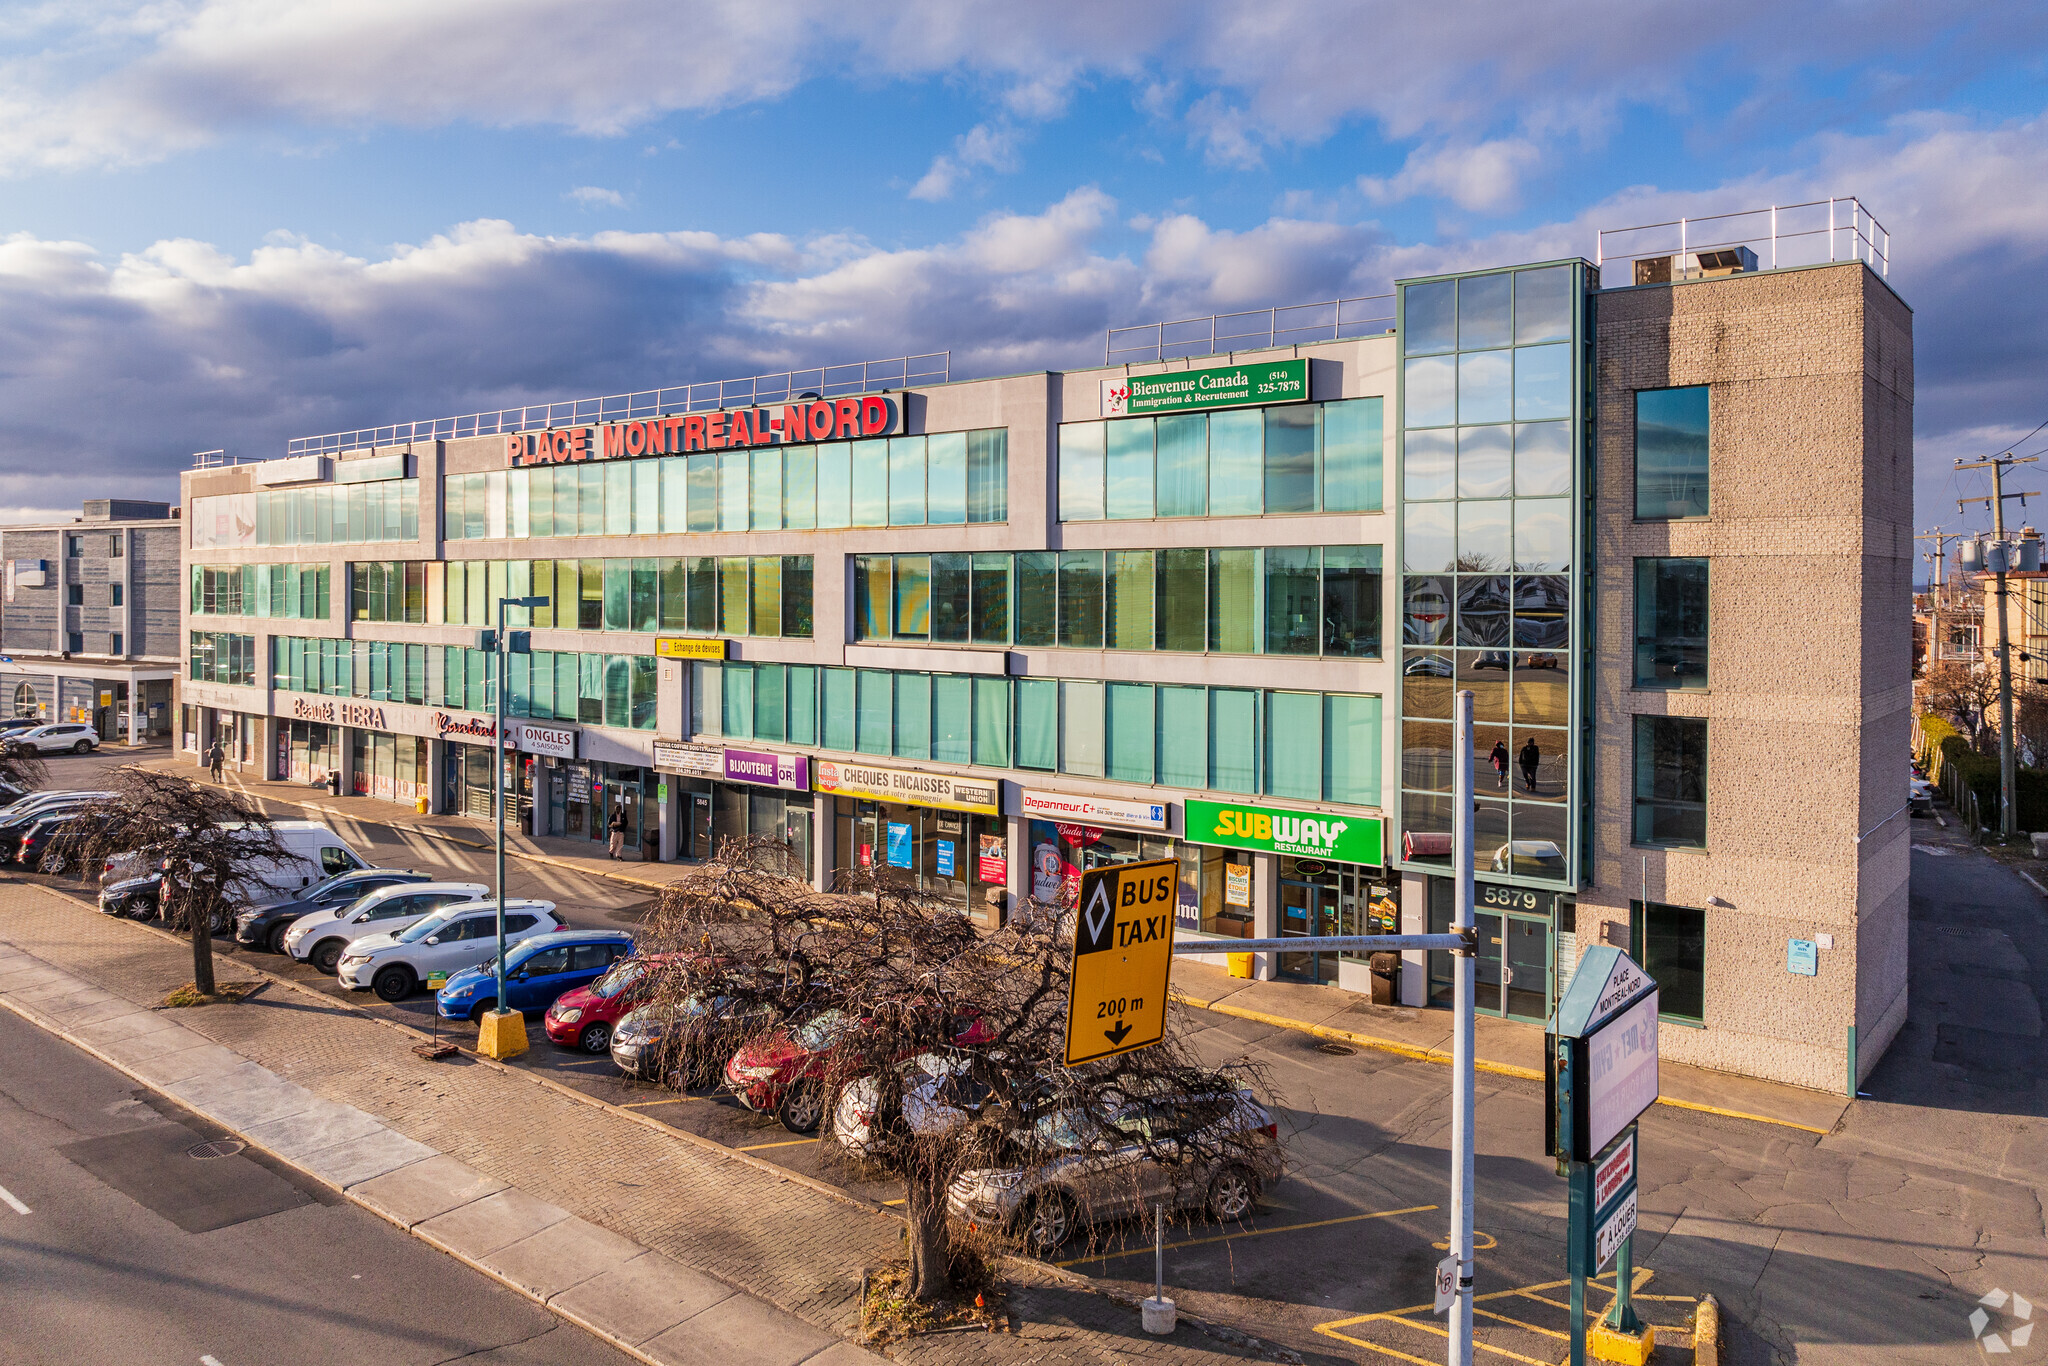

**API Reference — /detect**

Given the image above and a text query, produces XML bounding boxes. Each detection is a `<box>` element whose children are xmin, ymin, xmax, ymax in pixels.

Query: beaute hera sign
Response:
<box><xmin>1184</xmin><ymin>799</ymin><xmax>1383</xmax><ymax>865</ymax></box>
<box><xmin>505</xmin><ymin>395</ymin><xmax>901</xmax><ymax>468</ymax></box>
<box><xmin>1101</xmin><ymin>359</ymin><xmax>1307</xmax><ymax>418</ymax></box>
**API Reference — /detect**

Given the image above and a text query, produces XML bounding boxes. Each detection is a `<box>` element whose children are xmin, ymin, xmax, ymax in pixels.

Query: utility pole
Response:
<box><xmin>1915</xmin><ymin>529</ymin><xmax>1955</xmax><ymax>670</ymax></box>
<box><xmin>1958</xmin><ymin>454</ymin><xmax>2038</xmax><ymax>840</ymax></box>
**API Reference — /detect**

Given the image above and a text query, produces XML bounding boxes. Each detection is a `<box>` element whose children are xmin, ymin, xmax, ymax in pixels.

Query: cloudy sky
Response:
<box><xmin>2</xmin><ymin>1</ymin><xmax>2045</xmax><ymax>538</ymax></box>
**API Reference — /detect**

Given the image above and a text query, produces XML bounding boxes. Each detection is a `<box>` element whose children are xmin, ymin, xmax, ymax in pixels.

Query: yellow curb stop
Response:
<box><xmin>477</xmin><ymin>1008</ymin><xmax>528</xmax><ymax>1059</ymax></box>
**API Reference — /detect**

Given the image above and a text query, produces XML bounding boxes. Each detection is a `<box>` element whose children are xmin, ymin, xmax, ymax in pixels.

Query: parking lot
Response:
<box><xmin>22</xmin><ymin>750</ymin><xmax>2028</xmax><ymax>1364</ymax></box>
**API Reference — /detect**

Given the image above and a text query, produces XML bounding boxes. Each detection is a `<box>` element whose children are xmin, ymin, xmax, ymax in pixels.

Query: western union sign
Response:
<box><xmin>1062</xmin><ymin>858</ymin><xmax>1177</xmax><ymax>1067</ymax></box>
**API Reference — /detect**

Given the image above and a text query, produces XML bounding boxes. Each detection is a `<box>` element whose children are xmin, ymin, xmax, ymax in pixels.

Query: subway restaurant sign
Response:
<box><xmin>1185</xmin><ymin>799</ymin><xmax>1383</xmax><ymax>865</ymax></box>
<box><xmin>1101</xmin><ymin>359</ymin><xmax>1307</xmax><ymax>417</ymax></box>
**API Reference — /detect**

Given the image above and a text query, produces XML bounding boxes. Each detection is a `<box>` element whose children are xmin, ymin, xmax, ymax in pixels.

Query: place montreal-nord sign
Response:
<box><xmin>505</xmin><ymin>394</ymin><xmax>901</xmax><ymax>467</ymax></box>
<box><xmin>1100</xmin><ymin>358</ymin><xmax>1307</xmax><ymax>418</ymax></box>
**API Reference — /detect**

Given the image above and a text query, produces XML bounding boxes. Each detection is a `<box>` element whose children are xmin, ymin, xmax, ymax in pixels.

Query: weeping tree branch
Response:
<box><xmin>74</xmin><ymin>767</ymin><xmax>293</xmax><ymax>997</ymax></box>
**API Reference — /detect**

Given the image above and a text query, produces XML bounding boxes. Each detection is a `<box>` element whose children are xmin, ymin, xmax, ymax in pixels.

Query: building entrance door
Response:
<box><xmin>1279</xmin><ymin>877</ymin><xmax>1340</xmax><ymax>984</ymax></box>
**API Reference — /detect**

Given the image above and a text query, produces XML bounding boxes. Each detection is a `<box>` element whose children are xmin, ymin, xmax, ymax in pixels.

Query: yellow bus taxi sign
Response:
<box><xmin>1062</xmin><ymin>858</ymin><xmax>1177</xmax><ymax>1067</ymax></box>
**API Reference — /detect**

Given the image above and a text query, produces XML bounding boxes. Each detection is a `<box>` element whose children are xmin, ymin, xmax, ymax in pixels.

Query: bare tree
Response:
<box><xmin>1921</xmin><ymin>661</ymin><xmax>2001</xmax><ymax>745</ymax></box>
<box><xmin>636</xmin><ymin>840</ymin><xmax>1277</xmax><ymax>1308</ymax></box>
<box><xmin>0</xmin><ymin>740</ymin><xmax>48</xmax><ymax>797</ymax></box>
<box><xmin>75</xmin><ymin>767</ymin><xmax>292</xmax><ymax>997</ymax></box>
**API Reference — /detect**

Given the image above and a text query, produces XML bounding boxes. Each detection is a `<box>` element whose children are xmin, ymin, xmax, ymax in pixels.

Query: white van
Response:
<box><xmin>228</xmin><ymin>821</ymin><xmax>368</xmax><ymax>908</ymax></box>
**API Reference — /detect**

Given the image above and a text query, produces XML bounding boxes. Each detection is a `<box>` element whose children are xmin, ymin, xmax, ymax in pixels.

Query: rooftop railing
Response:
<box><xmin>1104</xmin><ymin>295</ymin><xmax>1395</xmax><ymax>367</ymax></box>
<box><xmin>1596</xmin><ymin>197</ymin><xmax>1888</xmax><ymax>281</ymax></box>
<box><xmin>283</xmin><ymin>352</ymin><xmax>949</xmax><ymax>457</ymax></box>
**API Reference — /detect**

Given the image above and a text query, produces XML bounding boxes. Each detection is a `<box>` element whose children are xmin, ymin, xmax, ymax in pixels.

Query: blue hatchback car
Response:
<box><xmin>436</xmin><ymin>929</ymin><xmax>635</xmax><ymax>1024</ymax></box>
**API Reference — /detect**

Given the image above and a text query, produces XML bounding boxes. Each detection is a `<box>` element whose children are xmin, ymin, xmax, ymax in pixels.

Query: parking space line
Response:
<box><xmin>736</xmin><ymin>1137</ymin><xmax>818</xmax><ymax>1151</ymax></box>
<box><xmin>0</xmin><ymin>1183</ymin><xmax>28</xmax><ymax>1215</ymax></box>
<box><xmin>1317</xmin><ymin>1268</ymin><xmax>1662</xmax><ymax>1360</ymax></box>
<box><xmin>1473</xmin><ymin>1304</ymin><xmax>1567</xmax><ymax>1341</ymax></box>
<box><xmin>1056</xmin><ymin>1202</ymin><xmax>1436</xmax><ymax>1268</ymax></box>
<box><xmin>620</xmin><ymin>1097</ymin><xmax>691</xmax><ymax>1109</ymax></box>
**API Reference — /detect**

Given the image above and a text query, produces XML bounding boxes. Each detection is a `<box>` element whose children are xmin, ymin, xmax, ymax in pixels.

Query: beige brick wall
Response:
<box><xmin>1582</xmin><ymin>262</ymin><xmax>1913</xmax><ymax>1093</ymax></box>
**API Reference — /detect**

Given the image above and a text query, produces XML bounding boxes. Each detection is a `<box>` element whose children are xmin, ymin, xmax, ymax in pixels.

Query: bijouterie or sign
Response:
<box><xmin>1101</xmin><ymin>359</ymin><xmax>1307</xmax><ymax>417</ymax></box>
<box><xmin>505</xmin><ymin>395</ymin><xmax>901</xmax><ymax>467</ymax></box>
<box><xmin>722</xmin><ymin>747</ymin><xmax>809</xmax><ymax>792</ymax></box>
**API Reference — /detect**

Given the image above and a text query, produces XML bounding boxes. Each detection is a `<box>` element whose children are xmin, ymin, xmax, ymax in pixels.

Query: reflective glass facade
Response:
<box><xmin>1396</xmin><ymin>262</ymin><xmax>1589</xmax><ymax>889</ymax></box>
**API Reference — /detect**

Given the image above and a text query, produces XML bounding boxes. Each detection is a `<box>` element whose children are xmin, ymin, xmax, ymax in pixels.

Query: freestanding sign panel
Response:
<box><xmin>1062</xmin><ymin>858</ymin><xmax>1177</xmax><ymax>1067</ymax></box>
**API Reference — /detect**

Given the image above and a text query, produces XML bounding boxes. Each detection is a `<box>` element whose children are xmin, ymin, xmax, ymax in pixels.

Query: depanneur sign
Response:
<box><xmin>504</xmin><ymin>395</ymin><xmax>901</xmax><ymax>467</ymax></box>
<box><xmin>1101</xmin><ymin>359</ymin><xmax>1307</xmax><ymax>418</ymax></box>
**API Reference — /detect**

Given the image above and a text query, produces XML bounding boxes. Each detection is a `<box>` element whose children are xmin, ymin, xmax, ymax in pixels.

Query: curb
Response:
<box><xmin>1694</xmin><ymin>1292</ymin><xmax>1721</xmax><ymax>1366</ymax></box>
<box><xmin>1173</xmin><ymin>991</ymin><xmax>1833</xmax><ymax>1137</ymax></box>
<box><xmin>0</xmin><ymin>983</ymin><xmax>702</xmax><ymax>1366</ymax></box>
<box><xmin>21</xmin><ymin>877</ymin><xmax>896</xmax><ymax>1221</ymax></box>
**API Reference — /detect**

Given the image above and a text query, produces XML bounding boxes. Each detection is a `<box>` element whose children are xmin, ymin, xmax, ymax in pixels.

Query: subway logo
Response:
<box><xmin>1186</xmin><ymin>798</ymin><xmax>1382</xmax><ymax>864</ymax></box>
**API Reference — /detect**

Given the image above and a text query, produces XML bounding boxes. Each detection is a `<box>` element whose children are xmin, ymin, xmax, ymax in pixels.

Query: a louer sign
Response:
<box><xmin>1101</xmin><ymin>359</ymin><xmax>1308</xmax><ymax>417</ymax></box>
<box><xmin>1184</xmin><ymin>798</ymin><xmax>1383</xmax><ymax>865</ymax></box>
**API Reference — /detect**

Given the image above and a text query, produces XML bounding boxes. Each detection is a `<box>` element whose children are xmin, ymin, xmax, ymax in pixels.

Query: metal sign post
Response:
<box><xmin>477</xmin><ymin>595</ymin><xmax>546</xmax><ymax>1061</ymax></box>
<box><xmin>1171</xmin><ymin>688</ymin><xmax>1482</xmax><ymax>1366</ymax></box>
<box><xmin>1548</xmin><ymin>945</ymin><xmax>1660</xmax><ymax>1365</ymax></box>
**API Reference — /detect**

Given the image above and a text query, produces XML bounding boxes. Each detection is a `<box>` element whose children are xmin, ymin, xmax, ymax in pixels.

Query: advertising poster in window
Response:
<box><xmin>1225</xmin><ymin>864</ymin><xmax>1252</xmax><ymax>907</ymax></box>
<box><xmin>936</xmin><ymin>840</ymin><xmax>955</xmax><ymax>878</ymax></box>
<box><xmin>977</xmin><ymin>834</ymin><xmax>1007</xmax><ymax>885</ymax></box>
<box><xmin>885</xmin><ymin>821</ymin><xmax>913</xmax><ymax>869</ymax></box>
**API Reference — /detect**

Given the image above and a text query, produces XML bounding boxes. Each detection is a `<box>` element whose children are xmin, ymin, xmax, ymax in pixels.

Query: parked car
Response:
<box><xmin>831</xmin><ymin>1049</ymin><xmax>1041</xmax><ymax>1157</ymax></box>
<box><xmin>235</xmin><ymin>868</ymin><xmax>436</xmax><ymax>954</ymax></box>
<box><xmin>1489</xmin><ymin>840</ymin><xmax>1566</xmax><ymax>877</ymax></box>
<box><xmin>1403</xmin><ymin>654</ymin><xmax>1454</xmax><ymax>678</ymax></box>
<box><xmin>544</xmin><ymin>953</ymin><xmax>674</xmax><ymax>1055</ymax></box>
<box><xmin>337</xmin><ymin>900</ymin><xmax>561</xmax><ymax>1002</ymax></box>
<box><xmin>20</xmin><ymin>814</ymin><xmax>94</xmax><ymax>875</ymax></box>
<box><xmin>283</xmin><ymin>881</ymin><xmax>491</xmax><ymax>974</ymax></box>
<box><xmin>948</xmin><ymin>1084</ymin><xmax>1283</xmax><ymax>1255</ymax></box>
<box><xmin>4</xmin><ymin>723</ymin><xmax>99</xmax><ymax>755</ymax></box>
<box><xmin>727</xmin><ymin>1003</ymin><xmax>993</xmax><ymax>1134</ymax></box>
<box><xmin>435</xmin><ymin>929</ymin><xmax>636</xmax><ymax>1032</ymax></box>
<box><xmin>98</xmin><ymin>869</ymin><xmax>164</xmax><ymax>920</ymax></box>
<box><xmin>611</xmin><ymin>975</ymin><xmax>791</xmax><ymax>1087</ymax></box>
<box><xmin>0</xmin><ymin>717</ymin><xmax>44</xmax><ymax>735</ymax></box>
<box><xmin>0</xmin><ymin>791</ymin><xmax>113</xmax><ymax>862</ymax></box>
<box><xmin>1910</xmin><ymin>774</ymin><xmax>1935</xmax><ymax>815</ymax></box>
<box><xmin>225</xmin><ymin>821</ymin><xmax>369</xmax><ymax>908</ymax></box>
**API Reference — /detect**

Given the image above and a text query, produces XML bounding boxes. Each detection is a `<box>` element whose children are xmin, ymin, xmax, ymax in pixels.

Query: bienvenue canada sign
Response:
<box><xmin>1101</xmin><ymin>359</ymin><xmax>1307</xmax><ymax>418</ymax></box>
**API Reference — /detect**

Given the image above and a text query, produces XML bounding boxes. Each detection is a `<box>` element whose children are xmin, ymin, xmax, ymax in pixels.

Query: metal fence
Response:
<box><xmin>282</xmin><ymin>352</ymin><xmax>950</xmax><ymax>457</ymax></box>
<box><xmin>190</xmin><ymin>450</ymin><xmax>246</xmax><ymax>469</ymax></box>
<box><xmin>1596</xmin><ymin>197</ymin><xmax>1889</xmax><ymax>281</ymax></box>
<box><xmin>1105</xmin><ymin>295</ymin><xmax>1395</xmax><ymax>367</ymax></box>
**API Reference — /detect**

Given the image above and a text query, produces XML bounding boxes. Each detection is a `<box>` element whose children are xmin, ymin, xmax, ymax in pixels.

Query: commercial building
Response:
<box><xmin>0</xmin><ymin>499</ymin><xmax>182</xmax><ymax>743</ymax></box>
<box><xmin>177</xmin><ymin>198</ymin><xmax>1910</xmax><ymax>1091</ymax></box>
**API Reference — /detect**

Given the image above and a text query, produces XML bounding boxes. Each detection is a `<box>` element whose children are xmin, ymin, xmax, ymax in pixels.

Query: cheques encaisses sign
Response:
<box><xmin>1184</xmin><ymin>798</ymin><xmax>1383</xmax><ymax>865</ymax></box>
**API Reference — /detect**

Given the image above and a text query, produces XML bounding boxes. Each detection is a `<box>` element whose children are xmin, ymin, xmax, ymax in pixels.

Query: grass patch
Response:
<box><xmin>160</xmin><ymin>980</ymin><xmax>265</xmax><ymax>1008</ymax></box>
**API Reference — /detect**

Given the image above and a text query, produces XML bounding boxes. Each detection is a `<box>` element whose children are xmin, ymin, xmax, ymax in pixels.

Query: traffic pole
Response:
<box><xmin>1450</xmin><ymin>688</ymin><xmax>1476</xmax><ymax>1366</ymax></box>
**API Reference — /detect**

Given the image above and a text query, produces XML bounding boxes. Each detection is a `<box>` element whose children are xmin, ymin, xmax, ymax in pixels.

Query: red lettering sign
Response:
<box><xmin>500</xmin><ymin>396</ymin><xmax>901</xmax><ymax>467</ymax></box>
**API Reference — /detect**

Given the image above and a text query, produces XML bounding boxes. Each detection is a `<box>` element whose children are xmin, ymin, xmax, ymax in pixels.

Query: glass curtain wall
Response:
<box><xmin>1397</xmin><ymin>262</ymin><xmax>1584</xmax><ymax>888</ymax></box>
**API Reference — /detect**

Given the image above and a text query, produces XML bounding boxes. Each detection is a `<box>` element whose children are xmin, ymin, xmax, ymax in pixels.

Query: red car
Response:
<box><xmin>725</xmin><ymin>1004</ymin><xmax>994</xmax><ymax>1135</ymax></box>
<box><xmin>543</xmin><ymin>953</ymin><xmax>677</xmax><ymax>1053</ymax></box>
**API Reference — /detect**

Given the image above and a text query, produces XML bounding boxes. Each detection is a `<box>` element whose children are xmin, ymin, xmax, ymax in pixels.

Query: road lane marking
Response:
<box><xmin>736</xmin><ymin>1137</ymin><xmax>819</xmax><ymax>1151</ymax></box>
<box><xmin>0</xmin><ymin>1184</ymin><xmax>27</xmax><ymax>1215</ymax></box>
<box><xmin>1056</xmin><ymin>1203</ymin><xmax>1436</xmax><ymax>1267</ymax></box>
<box><xmin>201</xmin><ymin>1356</ymin><xmax>225</xmax><ymax>1365</ymax></box>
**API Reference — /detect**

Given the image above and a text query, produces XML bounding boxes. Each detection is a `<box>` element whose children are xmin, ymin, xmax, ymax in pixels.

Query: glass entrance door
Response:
<box><xmin>1503</xmin><ymin>917</ymin><xmax>1550</xmax><ymax>1021</ymax></box>
<box><xmin>1279</xmin><ymin>879</ymin><xmax>1340</xmax><ymax>984</ymax></box>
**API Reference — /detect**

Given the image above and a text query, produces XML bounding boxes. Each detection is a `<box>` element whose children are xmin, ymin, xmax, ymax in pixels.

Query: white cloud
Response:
<box><xmin>1359</xmin><ymin>138</ymin><xmax>1544</xmax><ymax>212</ymax></box>
<box><xmin>909</xmin><ymin>122</ymin><xmax>1023</xmax><ymax>202</ymax></box>
<box><xmin>567</xmin><ymin>186</ymin><xmax>629</xmax><ymax>210</ymax></box>
<box><xmin>3</xmin><ymin>0</ymin><xmax>2039</xmax><ymax>179</ymax></box>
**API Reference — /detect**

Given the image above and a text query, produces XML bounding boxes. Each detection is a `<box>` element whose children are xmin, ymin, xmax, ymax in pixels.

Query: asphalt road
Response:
<box><xmin>0</xmin><ymin>1004</ymin><xmax>640</xmax><ymax>1366</ymax></box>
<box><xmin>20</xmin><ymin>751</ymin><xmax>2048</xmax><ymax>1364</ymax></box>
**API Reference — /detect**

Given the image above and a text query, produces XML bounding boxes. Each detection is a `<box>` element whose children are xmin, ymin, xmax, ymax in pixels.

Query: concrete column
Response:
<box><xmin>334</xmin><ymin>727</ymin><xmax>355</xmax><ymax>799</ymax></box>
<box><xmin>532</xmin><ymin>757</ymin><xmax>550</xmax><ymax>839</ymax></box>
<box><xmin>656</xmin><ymin>774</ymin><xmax>676</xmax><ymax>861</ymax></box>
<box><xmin>1399</xmin><ymin>870</ymin><xmax>1430</xmax><ymax>1007</ymax></box>
<box><xmin>426</xmin><ymin>738</ymin><xmax>448</xmax><ymax>813</ymax></box>
<box><xmin>1251</xmin><ymin>851</ymin><xmax>1279</xmax><ymax>981</ymax></box>
<box><xmin>125</xmin><ymin>683</ymin><xmax>138</xmax><ymax>747</ymax></box>
<box><xmin>48</xmin><ymin>672</ymin><xmax>60</xmax><ymax>724</ymax></box>
<box><xmin>812</xmin><ymin>792</ymin><xmax>834</xmax><ymax>893</ymax></box>
<box><xmin>1004</xmin><ymin>811</ymin><xmax>1027</xmax><ymax>925</ymax></box>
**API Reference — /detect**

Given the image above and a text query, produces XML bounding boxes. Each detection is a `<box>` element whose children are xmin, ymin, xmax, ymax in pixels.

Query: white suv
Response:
<box><xmin>7</xmin><ymin>723</ymin><xmax>99</xmax><ymax>755</ymax></box>
<box><xmin>337</xmin><ymin>900</ymin><xmax>560</xmax><ymax>1002</ymax></box>
<box><xmin>285</xmin><ymin>882</ymin><xmax>490</xmax><ymax>975</ymax></box>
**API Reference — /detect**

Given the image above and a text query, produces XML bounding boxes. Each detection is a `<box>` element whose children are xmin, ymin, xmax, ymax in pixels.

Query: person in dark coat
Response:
<box><xmin>1489</xmin><ymin>740</ymin><xmax>1509</xmax><ymax>790</ymax></box>
<box><xmin>1519</xmin><ymin>737</ymin><xmax>1541</xmax><ymax>793</ymax></box>
<box><xmin>607</xmin><ymin>806</ymin><xmax>629</xmax><ymax>860</ymax></box>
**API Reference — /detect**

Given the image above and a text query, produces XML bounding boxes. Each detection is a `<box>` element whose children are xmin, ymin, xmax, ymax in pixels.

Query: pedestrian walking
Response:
<box><xmin>1519</xmin><ymin>737</ymin><xmax>1541</xmax><ymax>793</ymax></box>
<box><xmin>206</xmin><ymin>739</ymin><xmax>225</xmax><ymax>783</ymax></box>
<box><xmin>607</xmin><ymin>805</ymin><xmax>628</xmax><ymax>860</ymax></box>
<box><xmin>1489</xmin><ymin>740</ymin><xmax>1509</xmax><ymax>790</ymax></box>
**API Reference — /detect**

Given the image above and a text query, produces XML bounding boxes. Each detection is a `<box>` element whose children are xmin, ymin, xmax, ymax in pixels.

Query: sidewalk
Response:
<box><xmin>134</xmin><ymin>752</ymin><xmax>1848</xmax><ymax>1137</ymax></box>
<box><xmin>138</xmin><ymin>753</ymin><xmax>697</xmax><ymax>896</ymax></box>
<box><xmin>0</xmin><ymin>876</ymin><xmax>1283</xmax><ymax>1365</ymax></box>
<box><xmin>1172</xmin><ymin>958</ymin><xmax>1852</xmax><ymax>1136</ymax></box>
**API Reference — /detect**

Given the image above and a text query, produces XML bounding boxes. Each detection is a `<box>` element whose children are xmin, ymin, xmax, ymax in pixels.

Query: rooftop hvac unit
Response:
<box><xmin>1633</xmin><ymin>245</ymin><xmax>1759</xmax><ymax>286</ymax></box>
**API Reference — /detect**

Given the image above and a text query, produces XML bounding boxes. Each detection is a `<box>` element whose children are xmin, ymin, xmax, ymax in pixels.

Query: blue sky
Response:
<box><xmin>1</xmin><ymin>0</ymin><xmax>2045</xmax><ymax>542</ymax></box>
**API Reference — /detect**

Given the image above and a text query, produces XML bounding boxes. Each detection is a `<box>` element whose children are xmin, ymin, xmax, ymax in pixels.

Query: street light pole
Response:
<box><xmin>1957</xmin><ymin>454</ymin><xmax>2037</xmax><ymax>841</ymax></box>
<box><xmin>486</xmin><ymin>595</ymin><xmax>547</xmax><ymax>1045</ymax></box>
<box><xmin>1449</xmin><ymin>688</ymin><xmax>1477</xmax><ymax>1366</ymax></box>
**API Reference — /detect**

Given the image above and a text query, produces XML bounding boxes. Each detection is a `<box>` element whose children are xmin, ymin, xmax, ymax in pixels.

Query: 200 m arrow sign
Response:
<box><xmin>1063</xmin><ymin>858</ymin><xmax>1178</xmax><ymax>1067</ymax></box>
